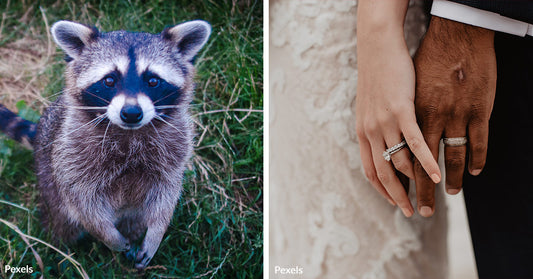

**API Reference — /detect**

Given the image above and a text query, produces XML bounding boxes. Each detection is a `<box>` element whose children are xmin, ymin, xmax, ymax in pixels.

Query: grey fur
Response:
<box><xmin>33</xmin><ymin>20</ymin><xmax>210</xmax><ymax>269</ymax></box>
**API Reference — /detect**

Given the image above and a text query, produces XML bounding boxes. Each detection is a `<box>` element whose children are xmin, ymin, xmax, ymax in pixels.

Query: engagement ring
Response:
<box><xmin>383</xmin><ymin>140</ymin><xmax>407</xmax><ymax>161</ymax></box>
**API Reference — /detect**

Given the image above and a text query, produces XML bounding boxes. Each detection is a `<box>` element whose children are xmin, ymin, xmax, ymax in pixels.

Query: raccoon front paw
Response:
<box><xmin>134</xmin><ymin>250</ymin><xmax>153</xmax><ymax>270</ymax></box>
<box><xmin>120</xmin><ymin>240</ymin><xmax>131</xmax><ymax>252</ymax></box>
<box><xmin>106</xmin><ymin>238</ymin><xmax>130</xmax><ymax>252</ymax></box>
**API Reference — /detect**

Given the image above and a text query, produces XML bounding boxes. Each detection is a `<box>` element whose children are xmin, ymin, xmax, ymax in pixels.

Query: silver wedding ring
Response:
<box><xmin>443</xmin><ymin>137</ymin><xmax>468</xmax><ymax>146</ymax></box>
<box><xmin>383</xmin><ymin>140</ymin><xmax>407</xmax><ymax>161</ymax></box>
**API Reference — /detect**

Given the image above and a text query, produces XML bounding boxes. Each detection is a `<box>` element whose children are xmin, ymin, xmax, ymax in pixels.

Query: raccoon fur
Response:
<box><xmin>0</xmin><ymin>20</ymin><xmax>211</xmax><ymax>269</ymax></box>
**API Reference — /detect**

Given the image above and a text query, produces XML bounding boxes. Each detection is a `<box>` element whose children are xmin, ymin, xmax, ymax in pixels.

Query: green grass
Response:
<box><xmin>0</xmin><ymin>0</ymin><xmax>263</xmax><ymax>278</ymax></box>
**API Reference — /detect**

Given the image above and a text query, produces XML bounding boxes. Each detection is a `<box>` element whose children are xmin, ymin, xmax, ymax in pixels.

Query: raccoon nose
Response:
<box><xmin>120</xmin><ymin>105</ymin><xmax>143</xmax><ymax>124</ymax></box>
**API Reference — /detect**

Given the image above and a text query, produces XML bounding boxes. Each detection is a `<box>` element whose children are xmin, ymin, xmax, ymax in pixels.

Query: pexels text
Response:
<box><xmin>274</xmin><ymin>265</ymin><xmax>303</xmax><ymax>275</ymax></box>
<box><xmin>4</xmin><ymin>265</ymin><xmax>34</xmax><ymax>274</ymax></box>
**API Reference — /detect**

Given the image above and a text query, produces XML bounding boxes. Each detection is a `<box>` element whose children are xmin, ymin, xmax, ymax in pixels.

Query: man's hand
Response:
<box><xmin>413</xmin><ymin>17</ymin><xmax>497</xmax><ymax>217</ymax></box>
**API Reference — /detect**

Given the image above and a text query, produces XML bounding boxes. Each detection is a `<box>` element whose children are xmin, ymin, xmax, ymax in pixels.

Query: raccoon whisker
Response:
<box><xmin>34</xmin><ymin>114</ymin><xmax>108</xmax><ymax>153</ymax></box>
<box><xmin>154</xmin><ymin>105</ymin><xmax>184</xmax><ymax>110</ymax></box>
<box><xmin>157</xmin><ymin>113</ymin><xmax>172</xmax><ymax>119</ymax></box>
<box><xmin>149</xmin><ymin>122</ymin><xmax>162</xmax><ymax>140</ymax></box>
<box><xmin>47</xmin><ymin>105</ymin><xmax>108</xmax><ymax>110</ymax></box>
<box><xmin>101</xmin><ymin>120</ymin><xmax>112</xmax><ymax>154</ymax></box>
<box><xmin>155</xmin><ymin>113</ymin><xmax>181</xmax><ymax>123</ymax></box>
<box><xmin>92</xmin><ymin>114</ymin><xmax>108</xmax><ymax>128</ymax></box>
<box><xmin>82</xmin><ymin>90</ymin><xmax>110</xmax><ymax>104</ymax></box>
<box><xmin>154</xmin><ymin>115</ymin><xmax>186</xmax><ymax>138</ymax></box>
<box><xmin>153</xmin><ymin>90</ymin><xmax>180</xmax><ymax>105</ymax></box>
<box><xmin>43</xmin><ymin>87</ymin><xmax>79</xmax><ymax>100</ymax></box>
<box><xmin>156</xmin><ymin>113</ymin><xmax>181</xmax><ymax>120</ymax></box>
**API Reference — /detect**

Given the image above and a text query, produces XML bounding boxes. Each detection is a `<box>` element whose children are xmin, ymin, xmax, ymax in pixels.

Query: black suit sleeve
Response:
<box><xmin>447</xmin><ymin>0</ymin><xmax>533</xmax><ymax>24</ymax></box>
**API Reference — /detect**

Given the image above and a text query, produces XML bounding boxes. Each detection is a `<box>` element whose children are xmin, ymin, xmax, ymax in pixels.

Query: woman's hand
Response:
<box><xmin>356</xmin><ymin>0</ymin><xmax>441</xmax><ymax>217</ymax></box>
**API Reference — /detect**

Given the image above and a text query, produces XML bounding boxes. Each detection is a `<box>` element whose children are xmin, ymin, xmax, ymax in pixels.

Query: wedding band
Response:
<box><xmin>443</xmin><ymin>137</ymin><xmax>468</xmax><ymax>146</ymax></box>
<box><xmin>383</xmin><ymin>140</ymin><xmax>407</xmax><ymax>161</ymax></box>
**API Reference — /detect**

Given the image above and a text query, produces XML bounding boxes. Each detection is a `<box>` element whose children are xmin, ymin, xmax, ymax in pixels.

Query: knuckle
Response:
<box><xmin>393</xmin><ymin>160</ymin><xmax>410</xmax><ymax>174</ymax></box>
<box><xmin>469</xmin><ymin>114</ymin><xmax>489</xmax><ymax>127</ymax></box>
<box><xmin>376</xmin><ymin>114</ymin><xmax>392</xmax><ymax>127</ymax></box>
<box><xmin>363</xmin><ymin>120</ymin><xmax>379</xmax><ymax>137</ymax></box>
<box><xmin>376</xmin><ymin>170</ymin><xmax>391</xmax><ymax>185</ymax></box>
<box><xmin>471</xmin><ymin>142</ymin><xmax>487</xmax><ymax>155</ymax></box>
<box><xmin>416</xmin><ymin>101</ymin><xmax>439</xmax><ymax>117</ymax></box>
<box><xmin>413</xmin><ymin>158</ymin><xmax>425</xmax><ymax>173</ymax></box>
<box><xmin>446</xmin><ymin>156</ymin><xmax>465</xmax><ymax>170</ymax></box>
<box><xmin>406</xmin><ymin>136</ymin><xmax>422</xmax><ymax>151</ymax></box>
<box><xmin>469</xmin><ymin>102</ymin><xmax>488</xmax><ymax>116</ymax></box>
<box><xmin>365</xmin><ymin>170</ymin><xmax>379</xmax><ymax>185</ymax></box>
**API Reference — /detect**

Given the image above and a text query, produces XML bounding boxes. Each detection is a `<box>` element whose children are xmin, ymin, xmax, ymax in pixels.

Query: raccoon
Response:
<box><xmin>0</xmin><ymin>20</ymin><xmax>211</xmax><ymax>269</ymax></box>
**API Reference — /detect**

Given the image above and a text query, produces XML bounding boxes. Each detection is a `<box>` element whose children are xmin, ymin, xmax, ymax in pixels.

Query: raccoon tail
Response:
<box><xmin>0</xmin><ymin>104</ymin><xmax>37</xmax><ymax>148</ymax></box>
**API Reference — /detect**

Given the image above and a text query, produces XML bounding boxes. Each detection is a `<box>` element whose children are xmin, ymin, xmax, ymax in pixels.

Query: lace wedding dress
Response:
<box><xmin>270</xmin><ymin>1</ymin><xmax>448</xmax><ymax>278</ymax></box>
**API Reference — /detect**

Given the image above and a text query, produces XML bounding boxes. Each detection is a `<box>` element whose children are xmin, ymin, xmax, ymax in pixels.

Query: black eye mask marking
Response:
<box><xmin>82</xmin><ymin>72</ymin><xmax>120</xmax><ymax>107</ymax></box>
<box><xmin>142</xmin><ymin>71</ymin><xmax>181</xmax><ymax>107</ymax></box>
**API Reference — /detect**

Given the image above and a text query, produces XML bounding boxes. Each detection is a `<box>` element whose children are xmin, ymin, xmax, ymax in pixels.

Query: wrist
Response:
<box><xmin>356</xmin><ymin>0</ymin><xmax>410</xmax><ymax>50</ymax></box>
<box><xmin>428</xmin><ymin>16</ymin><xmax>494</xmax><ymax>47</ymax></box>
<box><xmin>357</xmin><ymin>29</ymin><xmax>410</xmax><ymax>68</ymax></box>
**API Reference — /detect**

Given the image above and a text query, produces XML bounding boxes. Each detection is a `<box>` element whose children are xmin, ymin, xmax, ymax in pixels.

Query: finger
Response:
<box><xmin>414</xmin><ymin>126</ymin><xmax>441</xmax><ymax>217</ymax></box>
<box><xmin>443</xmin><ymin>135</ymin><xmax>467</xmax><ymax>195</ymax></box>
<box><xmin>397</xmin><ymin>169</ymin><xmax>410</xmax><ymax>194</ymax></box>
<box><xmin>359</xmin><ymin>135</ymin><xmax>396</xmax><ymax>205</ymax></box>
<box><xmin>467</xmin><ymin>117</ymin><xmax>489</xmax><ymax>176</ymax></box>
<box><xmin>400</xmin><ymin>115</ymin><xmax>441</xmax><ymax>183</ymax></box>
<box><xmin>383</xmin><ymin>130</ymin><xmax>415</xmax><ymax>179</ymax></box>
<box><xmin>443</xmin><ymin>119</ymin><xmax>468</xmax><ymax>194</ymax></box>
<box><xmin>370</xmin><ymin>139</ymin><xmax>414</xmax><ymax>217</ymax></box>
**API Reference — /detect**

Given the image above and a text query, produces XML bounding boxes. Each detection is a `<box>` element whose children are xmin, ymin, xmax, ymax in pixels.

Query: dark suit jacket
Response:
<box><xmin>448</xmin><ymin>0</ymin><xmax>533</xmax><ymax>24</ymax></box>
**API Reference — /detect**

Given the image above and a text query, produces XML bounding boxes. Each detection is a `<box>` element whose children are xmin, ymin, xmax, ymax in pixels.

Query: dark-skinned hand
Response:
<box><xmin>413</xmin><ymin>17</ymin><xmax>497</xmax><ymax>217</ymax></box>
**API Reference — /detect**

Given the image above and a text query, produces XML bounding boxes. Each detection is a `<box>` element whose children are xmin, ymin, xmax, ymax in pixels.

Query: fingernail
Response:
<box><xmin>471</xmin><ymin>169</ymin><xmax>482</xmax><ymax>176</ymax></box>
<box><xmin>447</xmin><ymin>188</ymin><xmax>461</xmax><ymax>195</ymax></box>
<box><xmin>430</xmin><ymin>173</ymin><xmax>441</xmax><ymax>184</ymax></box>
<box><xmin>401</xmin><ymin>207</ymin><xmax>413</xmax><ymax>217</ymax></box>
<box><xmin>419</xmin><ymin>206</ymin><xmax>433</xmax><ymax>217</ymax></box>
<box><xmin>387</xmin><ymin>198</ymin><xmax>396</xmax><ymax>206</ymax></box>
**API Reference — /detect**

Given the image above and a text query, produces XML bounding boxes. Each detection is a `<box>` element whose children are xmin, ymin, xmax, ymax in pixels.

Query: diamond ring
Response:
<box><xmin>443</xmin><ymin>137</ymin><xmax>468</xmax><ymax>147</ymax></box>
<box><xmin>383</xmin><ymin>140</ymin><xmax>407</xmax><ymax>161</ymax></box>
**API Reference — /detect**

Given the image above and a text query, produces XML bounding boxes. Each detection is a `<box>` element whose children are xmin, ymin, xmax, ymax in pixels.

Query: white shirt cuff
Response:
<box><xmin>431</xmin><ymin>0</ymin><xmax>533</xmax><ymax>37</ymax></box>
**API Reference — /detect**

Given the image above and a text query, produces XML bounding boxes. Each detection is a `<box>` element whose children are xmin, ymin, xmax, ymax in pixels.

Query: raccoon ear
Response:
<box><xmin>163</xmin><ymin>20</ymin><xmax>211</xmax><ymax>62</ymax></box>
<box><xmin>51</xmin><ymin>20</ymin><xmax>98</xmax><ymax>61</ymax></box>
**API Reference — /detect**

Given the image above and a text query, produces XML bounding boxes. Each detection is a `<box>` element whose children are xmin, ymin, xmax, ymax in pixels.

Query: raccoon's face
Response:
<box><xmin>51</xmin><ymin>20</ymin><xmax>211</xmax><ymax>130</ymax></box>
<box><xmin>78</xmin><ymin>45</ymin><xmax>185</xmax><ymax>130</ymax></box>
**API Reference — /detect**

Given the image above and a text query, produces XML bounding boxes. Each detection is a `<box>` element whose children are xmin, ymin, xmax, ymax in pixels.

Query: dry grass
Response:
<box><xmin>0</xmin><ymin>5</ymin><xmax>55</xmax><ymax>111</ymax></box>
<box><xmin>0</xmin><ymin>40</ymin><xmax>50</xmax><ymax>110</ymax></box>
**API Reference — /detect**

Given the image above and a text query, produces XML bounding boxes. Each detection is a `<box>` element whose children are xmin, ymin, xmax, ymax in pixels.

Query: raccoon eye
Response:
<box><xmin>147</xmin><ymin>77</ymin><xmax>160</xmax><ymax>88</ymax></box>
<box><xmin>103</xmin><ymin>76</ymin><xmax>115</xmax><ymax>88</ymax></box>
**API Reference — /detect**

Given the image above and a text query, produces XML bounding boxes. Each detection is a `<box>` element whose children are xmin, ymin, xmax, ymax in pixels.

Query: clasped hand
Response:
<box><xmin>356</xmin><ymin>16</ymin><xmax>497</xmax><ymax>217</ymax></box>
